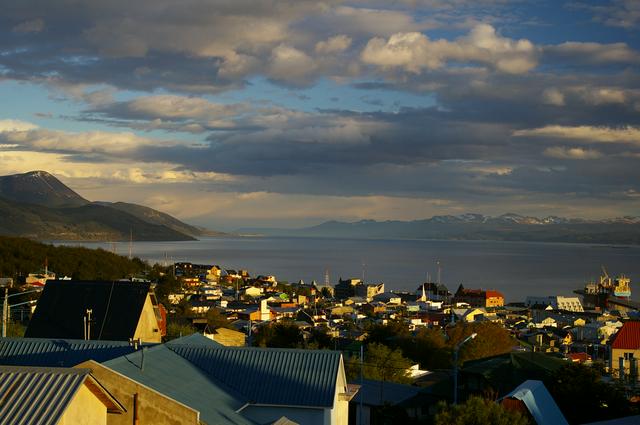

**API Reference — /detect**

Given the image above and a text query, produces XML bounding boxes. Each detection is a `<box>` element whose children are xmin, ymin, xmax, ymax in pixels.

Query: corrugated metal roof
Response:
<box><xmin>351</xmin><ymin>378</ymin><xmax>420</xmax><ymax>406</ymax></box>
<box><xmin>103</xmin><ymin>344</ymin><xmax>254</xmax><ymax>425</ymax></box>
<box><xmin>611</xmin><ymin>321</ymin><xmax>640</xmax><ymax>349</ymax></box>
<box><xmin>503</xmin><ymin>380</ymin><xmax>569</xmax><ymax>425</ymax></box>
<box><xmin>0</xmin><ymin>366</ymin><xmax>89</xmax><ymax>425</ymax></box>
<box><xmin>0</xmin><ymin>337</ymin><xmax>141</xmax><ymax>367</ymax></box>
<box><xmin>169</xmin><ymin>344</ymin><xmax>341</xmax><ymax>408</ymax></box>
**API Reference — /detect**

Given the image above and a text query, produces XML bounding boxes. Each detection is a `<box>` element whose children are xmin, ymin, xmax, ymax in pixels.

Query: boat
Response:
<box><xmin>575</xmin><ymin>266</ymin><xmax>631</xmax><ymax>309</ymax></box>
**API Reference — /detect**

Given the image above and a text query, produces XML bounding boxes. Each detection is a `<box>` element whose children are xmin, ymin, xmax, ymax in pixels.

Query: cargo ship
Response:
<box><xmin>574</xmin><ymin>266</ymin><xmax>631</xmax><ymax>309</ymax></box>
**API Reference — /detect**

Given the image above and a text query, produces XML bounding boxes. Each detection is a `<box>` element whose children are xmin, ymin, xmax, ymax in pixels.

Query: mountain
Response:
<box><xmin>237</xmin><ymin>213</ymin><xmax>640</xmax><ymax>245</ymax></box>
<box><xmin>0</xmin><ymin>170</ymin><xmax>89</xmax><ymax>207</ymax></box>
<box><xmin>0</xmin><ymin>171</ymin><xmax>218</xmax><ymax>241</ymax></box>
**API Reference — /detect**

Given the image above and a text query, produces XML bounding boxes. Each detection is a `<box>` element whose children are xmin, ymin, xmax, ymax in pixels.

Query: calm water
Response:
<box><xmin>59</xmin><ymin>237</ymin><xmax>640</xmax><ymax>303</ymax></box>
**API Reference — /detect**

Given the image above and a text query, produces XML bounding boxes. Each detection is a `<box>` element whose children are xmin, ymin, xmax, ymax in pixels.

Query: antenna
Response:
<box><xmin>128</xmin><ymin>228</ymin><xmax>133</xmax><ymax>260</ymax></box>
<box><xmin>324</xmin><ymin>269</ymin><xmax>330</xmax><ymax>287</ymax></box>
<box><xmin>361</xmin><ymin>260</ymin><xmax>366</xmax><ymax>283</ymax></box>
<box><xmin>437</xmin><ymin>260</ymin><xmax>442</xmax><ymax>285</ymax></box>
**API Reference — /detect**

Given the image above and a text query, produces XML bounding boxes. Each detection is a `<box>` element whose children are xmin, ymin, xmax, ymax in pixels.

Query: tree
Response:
<box><xmin>358</xmin><ymin>342</ymin><xmax>413</xmax><ymax>384</ymax></box>
<box><xmin>206</xmin><ymin>308</ymin><xmax>232</xmax><ymax>329</ymax></box>
<box><xmin>435</xmin><ymin>396</ymin><xmax>531</xmax><ymax>425</ymax></box>
<box><xmin>165</xmin><ymin>321</ymin><xmax>197</xmax><ymax>341</ymax></box>
<box><xmin>446</xmin><ymin>322</ymin><xmax>514</xmax><ymax>363</ymax></box>
<box><xmin>545</xmin><ymin>363</ymin><xmax>636</xmax><ymax>424</ymax></box>
<box><xmin>253</xmin><ymin>322</ymin><xmax>303</xmax><ymax>348</ymax></box>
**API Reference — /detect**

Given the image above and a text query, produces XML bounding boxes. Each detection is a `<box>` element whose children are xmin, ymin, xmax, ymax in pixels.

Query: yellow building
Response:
<box><xmin>610</xmin><ymin>321</ymin><xmax>640</xmax><ymax>381</ymax></box>
<box><xmin>0</xmin><ymin>366</ymin><xmax>124</xmax><ymax>425</ymax></box>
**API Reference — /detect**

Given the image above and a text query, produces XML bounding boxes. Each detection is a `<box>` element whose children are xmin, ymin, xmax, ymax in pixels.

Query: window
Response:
<box><xmin>624</xmin><ymin>352</ymin><xmax>634</xmax><ymax>360</ymax></box>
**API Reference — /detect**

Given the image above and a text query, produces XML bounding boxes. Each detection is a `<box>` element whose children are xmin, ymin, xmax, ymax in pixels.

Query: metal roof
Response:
<box><xmin>25</xmin><ymin>280</ymin><xmax>151</xmax><ymax>341</ymax></box>
<box><xmin>351</xmin><ymin>378</ymin><xmax>421</xmax><ymax>407</ymax></box>
<box><xmin>169</xmin><ymin>344</ymin><xmax>342</xmax><ymax>408</ymax></box>
<box><xmin>103</xmin><ymin>344</ymin><xmax>254</xmax><ymax>425</ymax></box>
<box><xmin>611</xmin><ymin>321</ymin><xmax>640</xmax><ymax>349</ymax></box>
<box><xmin>0</xmin><ymin>337</ymin><xmax>141</xmax><ymax>367</ymax></box>
<box><xmin>503</xmin><ymin>380</ymin><xmax>568</xmax><ymax>425</ymax></box>
<box><xmin>0</xmin><ymin>366</ymin><xmax>91</xmax><ymax>425</ymax></box>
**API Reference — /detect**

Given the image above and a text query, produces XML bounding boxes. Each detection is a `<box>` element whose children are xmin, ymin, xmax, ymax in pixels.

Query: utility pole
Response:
<box><xmin>2</xmin><ymin>287</ymin><xmax>7</xmax><ymax>338</ymax></box>
<box><xmin>437</xmin><ymin>260</ymin><xmax>442</xmax><ymax>285</ymax></box>
<box><xmin>453</xmin><ymin>333</ymin><xmax>477</xmax><ymax>404</ymax></box>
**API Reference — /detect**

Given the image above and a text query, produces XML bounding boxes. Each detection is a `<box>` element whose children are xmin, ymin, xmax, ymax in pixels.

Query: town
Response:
<box><xmin>1</xmin><ymin>248</ymin><xmax>639</xmax><ymax>425</ymax></box>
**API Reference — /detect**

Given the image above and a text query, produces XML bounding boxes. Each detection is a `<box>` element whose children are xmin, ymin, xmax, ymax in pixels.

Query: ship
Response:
<box><xmin>575</xmin><ymin>266</ymin><xmax>631</xmax><ymax>310</ymax></box>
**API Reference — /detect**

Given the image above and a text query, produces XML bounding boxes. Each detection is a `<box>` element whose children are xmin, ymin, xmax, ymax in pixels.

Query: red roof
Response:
<box><xmin>485</xmin><ymin>290</ymin><xmax>504</xmax><ymax>299</ymax></box>
<box><xmin>611</xmin><ymin>321</ymin><xmax>640</xmax><ymax>350</ymax></box>
<box><xmin>567</xmin><ymin>352</ymin><xmax>591</xmax><ymax>363</ymax></box>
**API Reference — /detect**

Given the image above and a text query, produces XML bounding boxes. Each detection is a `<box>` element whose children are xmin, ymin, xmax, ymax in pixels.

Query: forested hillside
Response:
<box><xmin>0</xmin><ymin>236</ymin><xmax>147</xmax><ymax>281</ymax></box>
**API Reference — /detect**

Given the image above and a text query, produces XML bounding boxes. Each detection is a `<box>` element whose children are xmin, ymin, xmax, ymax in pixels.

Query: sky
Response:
<box><xmin>0</xmin><ymin>0</ymin><xmax>639</xmax><ymax>231</ymax></box>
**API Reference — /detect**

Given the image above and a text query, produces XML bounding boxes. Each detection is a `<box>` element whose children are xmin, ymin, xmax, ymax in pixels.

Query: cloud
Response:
<box><xmin>315</xmin><ymin>35</ymin><xmax>352</xmax><ymax>54</ymax></box>
<box><xmin>543</xmin><ymin>147</ymin><xmax>603</xmax><ymax>160</ymax></box>
<box><xmin>12</xmin><ymin>18</ymin><xmax>44</xmax><ymax>33</ymax></box>
<box><xmin>513</xmin><ymin>125</ymin><xmax>640</xmax><ymax>144</ymax></box>
<box><xmin>544</xmin><ymin>41</ymin><xmax>640</xmax><ymax>64</ymax></box>
<box><xmin>541</xmin><ymin>88</ymin><xmax>565</xmax><ymax>106</ymax></box>
<box><xmin>361</xmin><ymin>24</ymin><xmax>538</xmax><ymax>74</ymax></box>
<box><xmin>0</xmin><ymin>119</ymin><xmax>39</xmax><ymax>133</ymax></box>
<box><xmin>267</xmin><ymin>44</ymin><xmax>317</xmax><ymax>86</ymax></box>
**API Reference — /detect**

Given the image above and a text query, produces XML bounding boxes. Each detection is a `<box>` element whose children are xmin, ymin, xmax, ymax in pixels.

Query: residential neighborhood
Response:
<box><xmin>1</xmin><ymin>257</ymin><xmax>639</xmax><ymax>424</ymax></box>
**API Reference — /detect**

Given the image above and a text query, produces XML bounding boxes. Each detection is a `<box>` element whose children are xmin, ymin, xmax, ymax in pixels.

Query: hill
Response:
<box><xmin>0</xmin><ymin>236</ymin><xmax>146</xmax><ymax>280</ymax></box>
<box><xmin>0</xmin><ymin>170</ymin><xmax>89</xmax><ymax>207</ymax></box>
<box><xmin>237</xmin><ymin>213</ymin><xmax>640</xmax><ymax>245</ymax></box>
<box><xmin>0</xmin><ymin>171</ymin><xmax>213</xmax><ymax>241</ymax></box>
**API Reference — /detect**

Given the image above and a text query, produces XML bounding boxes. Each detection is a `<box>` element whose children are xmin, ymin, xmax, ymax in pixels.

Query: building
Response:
<box><xmin>25</xmin><ymin>280</ymin><xmax>164</xmax><ymax>343</ymax></box>
<box><xmin>610</xmin><ymin>321</ymin><xmax>640</xmax><ymax>381</ymax></box>
<box><xmin>526</xmin><ymin>296</ymin><xmax>584</xmax><ymax>312</ymax></box>
<box><xmin>501</xmin><ymin>380</ymin><xmax>569</xmax><ymax>425</ymax></box>
<box><xmin>454</xmin><ymin>285</ymin><xmax>504</xmax><ymax>308</ymax></box>
<box><xmin>0</xmin><ymin>365</ymin><xmax>125</xmax><ymax>425</ymax></box>
<box><xmin>74</xmin><ymin>360</ymin><xmax>201</xmax><ymax>425</ymax></box>
<box><xmin>416</xmin><ymin>282</ymin><xmax>452</xmax><ymax>302</ymax></box>
<box><xmin>335</xmin><ymin>279</ymin><xmax>384</xmax><ymax>301</ymax></box>
<box><xmin>0</xmin><ymin>334</ymin><xmax>358</xmax><ymax>425</ymax></box>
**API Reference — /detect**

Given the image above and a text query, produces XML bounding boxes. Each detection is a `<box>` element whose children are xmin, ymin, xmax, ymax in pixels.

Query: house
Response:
<box><xmin>454</xmin><ymin>285</ymin><xmax>504</xmax><ymax>308</ymax></box>
<box><xmin>416</xmin><ymin>282</ymin><xmax>451</xmax><ymax>302</ymax></box>
<box><xmin>0</xmin><ymin>365</ymin><xmax>125</xmax><ymax>425</ymax></box>
<box><xmin>452</xmin><ymin>307</ymin><xmax>487</xmax><ymax>323</ymax></box>
<box><xmin>204</xmin><ymin>327</ymin><xmax>246</xmax><ymax>346</ymax></box>
<box><xmin>526</xmin><ymin>296</ymin><xmax>584</xmax><ymax>313</ymax></box>
<box><xmin>1</xmin><ymin>335</ymin><xmax>359</xmax><ymax>425</ymax></box>
<box><xmin>501</xmin><ymin>380</ymin><xmax>569</xmax><ymax>425</ymax></box>
<box><xmin>25</xmin><ymin>280</ymin><xmax>164</xmax><ymax>343</ymax></box>
<box><xmin>609</xmin><ymin>321</ymin><xmax>640</xmax><ymax>381</ymax></box>
<box><xmin>349</xmin><ymin>379</ymin><xmax>441</xmax><ymax>425</ymax></box>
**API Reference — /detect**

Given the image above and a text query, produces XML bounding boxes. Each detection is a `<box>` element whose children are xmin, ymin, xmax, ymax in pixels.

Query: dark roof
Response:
<box><xmin>169</xmin><ymin>344</ymin><xmax>342</xmax><ymax>408</ymax></box>
<box><xmin>611</xmin><ymin>321</ymin><xmax>640</xmax><ymax>349</ymax></box>
<box><xmin>25</xmin><ymin>280</ymin><xmax>151</xmax><ymax>341</ymax></box>
<box><xmin>0</xmin><ymin>337</ymin><xmax>141</xmax><ymax>367</ymax></box>
<box><xmin>351</xmin><ymin>378</ymin><xmax>421</xmax><ymax>406</ymax></box>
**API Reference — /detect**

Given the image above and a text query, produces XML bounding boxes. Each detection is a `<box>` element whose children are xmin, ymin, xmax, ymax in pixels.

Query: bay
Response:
<box><xmin>58</xmin><ymin>236</ymin><xmax>640</xmax><ymax>303</ymax></box>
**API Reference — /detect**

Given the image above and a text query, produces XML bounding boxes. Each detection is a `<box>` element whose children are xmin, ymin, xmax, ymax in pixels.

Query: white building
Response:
<box><xmin>526</xmin><ymin>296</ymin><xmax>584</xmax><ymax>312</ymax></box>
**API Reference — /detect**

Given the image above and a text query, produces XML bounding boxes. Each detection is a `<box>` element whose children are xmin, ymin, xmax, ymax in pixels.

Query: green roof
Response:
<box><xmin>103</xmin><ymin>344</ymin><xmax>254</xmax><ymax>425</ymax></box>
<box><xmin>169</xmin><ymin>344</ymin><xmax>342</xmax><ymax>408</ymax></box>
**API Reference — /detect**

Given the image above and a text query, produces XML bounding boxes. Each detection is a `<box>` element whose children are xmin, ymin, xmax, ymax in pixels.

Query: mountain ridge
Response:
<box><xmin>0</xmin><ymin>171</ymin><xmax>220</xmax><ymax>241</ymax></box>
<box><xmin>237</xmin><ymin>213</ymin><xmax>640</xmax><ymax>245</ymax></box>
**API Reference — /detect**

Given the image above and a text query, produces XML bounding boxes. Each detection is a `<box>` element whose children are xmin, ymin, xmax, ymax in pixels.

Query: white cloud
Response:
<box><xmin>315</xmin><ymin>35</ymin><xmax>352</xmax><ymax>54</ymax></box>
<box><xmin>543</xmin><ymin>146</ymin><xmax>603</xmax><ymax>160</ymax></box>
<box><xmin>267</xmin><ymin>44</ymin><xmax>317</xmax><ymax>85</ymax></box>
<box><xmin>0</xmin><ymin>119</ymin><xmax>39</xmax><ymax>133</ymax></box>
<box><xmin>513</xmin><ymin>125</ymin><xmax>640</xmax><ymax>144</ymax></box>
<box><xmin>361</xmin><ymin>24</ymin><xmax>538</xmax><ymax>74</ymax></box>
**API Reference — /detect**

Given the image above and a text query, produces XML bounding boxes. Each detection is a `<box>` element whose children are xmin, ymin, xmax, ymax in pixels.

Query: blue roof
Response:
<box><xmin>0</xmin><ymin>337</ymin><xmax>141</xmax><ymax>367</ymax></box>
<box><xmin>169</xmin><ymin>344</ymin><xmax>342</xmax><ymax>408</ymax></box>
<box><xmin>0</xmin><ymin>366</ymin><xmax>116</xmax><ymax>425</ymax></box>
<box><xmin>103</xmin><ymin>344</ymin><xmax>254</xmax><ymax>425</ymax></box>
<box><xmin>504</xmin><ymin>380</ymin><xmax>568</xmax><ymax>425</ymax></box>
